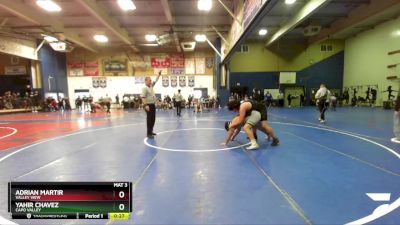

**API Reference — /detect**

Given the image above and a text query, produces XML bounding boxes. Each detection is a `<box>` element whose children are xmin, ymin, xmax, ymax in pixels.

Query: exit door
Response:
<box><xmin>284</xmin><ymin>86</ymin><xmax>304</xmax><ymax>107</ymax></box>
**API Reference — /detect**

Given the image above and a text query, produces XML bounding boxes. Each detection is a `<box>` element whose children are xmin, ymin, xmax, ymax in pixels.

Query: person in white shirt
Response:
<box><xmin>141</xmin><ymin>71</ymin><xmax>162</xmax><ymax>138</ymax></box>
<box><xmin>174</xmin><ymin>89</ymin><xmax>183</xmax><ymax>117</ymax></box>
<box><xmin>315</xmin><ymin>84</ymin><xmax>331</xmax><ymax>123</ymax></box>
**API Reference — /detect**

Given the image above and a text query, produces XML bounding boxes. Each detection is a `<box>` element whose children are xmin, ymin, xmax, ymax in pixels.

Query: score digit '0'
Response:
<box><xmin>119</xmin><ymin>191</ymin><xmax>125</xmax><ymax>199</ymax></box>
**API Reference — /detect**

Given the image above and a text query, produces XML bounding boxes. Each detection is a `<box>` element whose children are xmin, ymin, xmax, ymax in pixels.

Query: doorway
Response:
<box><xmin>284</xmin><ymin>86</ymin><xmax>304</xmax><ymax>107</ymax></box>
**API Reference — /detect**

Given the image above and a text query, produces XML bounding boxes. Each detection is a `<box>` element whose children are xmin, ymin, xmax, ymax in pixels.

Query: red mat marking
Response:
<box><xmin>0</xmin><ymin>120</ymin><xmax>107</xmax><ymax>150</ymax></box>
<box><xmin>0</xmin><ymin>127</ymin><xmax>17</xmax><ymax>139</ymax></box>
<box><xmin>0</xmin><ymin>111</ymin><xmax>127</xmax><ymax>121</ymax></box>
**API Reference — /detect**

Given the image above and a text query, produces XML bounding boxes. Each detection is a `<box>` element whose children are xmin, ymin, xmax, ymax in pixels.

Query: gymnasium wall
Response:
<box><xmin>66</xmin><ymin>49</ymin><xmax>215</xmax><ymax>76</ymax></box>
<box><xmin>67</xmin><ymin>75</ymin><xmax>215</xmax><ymax>108</ymax></box>
<box><xmin>230</xmin><ymin>51</ymin><xmax>344</xmax><ymax>103</ymax></box>
<box><xmin>230</xmin><ymin>39</ymin><xmax>344</xmax><ymax>72</ymax></box>
<box><xmin>343</xmin><ymin>17</ymin><xmax>400</xmax><ymax>105</ymax></box>
<box><xmin>65</xmin><ymin>49</ymin><xmax>216</xmax><ymax>107</ymax></box>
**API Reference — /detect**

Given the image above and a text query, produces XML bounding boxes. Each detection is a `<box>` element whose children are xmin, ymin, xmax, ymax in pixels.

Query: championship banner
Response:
<box><xmin>188</xmin><ymin>76</ymin><xmax>195</xmax><ymax>87</ymax></box>
<box><xmin>84</xmin><ymin>68</ymin><xmax>99</xmax><ymax>76</ymax></box>
<box><xmin>243</xmin><ymin>0</ymin><xmax>262</xmax><ymax>28</ymax></box>
<box><xmin>104</xmin><ymin>60</ymin><xmax>127</xmax><ymax>72</ymax></box>
<box><xmin>171</xmin><ymin>68</ymin><xmax>185</xmax><ymax>75</ymax></box>
<box><xmin>206</xmin><ymin>57</ymin><xmax>214</xmax><ymax>69</ymax></box>
<box><xmin>92</xmin><ymin>77</ymin><xmax>106</xmax><ymax>88</ymax></box>
<box><xmin>92</xmin><ymin>77</ymin><xmax>99</xmax><ymax>88</ymax></box>
<box><xmin>84</xmin><ymin>61</ymin><xmax>98</xmax><ymax>68</ymax></box>
<box><xmin>195</xmin><ymin>58</ymin><xmax>205</xmax><ymax>74</ymax></box>
<box><xmin>185</xmin><ymin>58</ymin><xmax>195</xmax><ymax>74</ymax></box>
<box><xmin>84</xmin><ymin>60</ymin><xmax>99</xmax><ymax>76</ymax></box>
<box><xmin>68</xmin><ymin>61</ymin><xmax>84</xmax><ymax>76</ymax></box>
<box><xmin>170</xmin><ymin>76</ymin><xmax>177</xmax><ymax>87</ymax></box>
<box><xmin>162</xmin><ymin>76</ymin><xmax>169</xmax><ymax>87</ymax></box>
<box><xmin>99</xmin><ymin>77</ymin><xmax>107</xmax><ymax>88</ymax></box>
<box><xmin>179</xmin><ymin>76</ymin><xmax>186</xmax><ymax>87</ymax></box>
<box><xmin>170</xmin><ymin>54</ymin><xmax>185</xmax><ymax>68</ymax></box>
<box><xmin>68</xmin><ymin>61</ymin><xmax>84</xmax><ymax>68</ymax></box>
<box><xmin>69</xmin><ymin>68</ymin><xmax>84</xmax><ymax>76</ymax></box>
<box><xmin>151</xmin><ymin>57</ymin><xmax>171</xmax><ymax>68</ymax></box>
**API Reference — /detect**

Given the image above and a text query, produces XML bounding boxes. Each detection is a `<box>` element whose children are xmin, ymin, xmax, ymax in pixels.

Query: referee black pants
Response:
<box><xmin>106</xmin><ymin>102</ymin><xmax>111</xmax><ymax>113</ymax></box>
<box><xmin>176</xmin><ymin>101</ymin><xmax>182</xmax><ymax>116</ymax></box>
<box><xmin>318</xmin><ymin>101</ymin><xmax>328</xmax><ymax>120</ymax></box>
<box><xmin>146</xmin><ymin>104</ymin><xmax>156</xmax><ymax>135</ymax></box>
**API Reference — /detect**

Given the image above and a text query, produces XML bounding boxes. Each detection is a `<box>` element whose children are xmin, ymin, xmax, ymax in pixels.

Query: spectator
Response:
<box><xmin>265</xmin><ymin>91</ymin><xmax>273</xmax><ymax>107</ymax></box>
<box><xmin>278</xmin><ymin>91</ymin><xmax>284</xmax><ymax>107</ymax></box>
<box><xmin>116</xmin><ymin>94</ymin><xmax>120</xmax><ymax>105</ymax></box>
<box><xmin>300</xmin><ymin>94</ymin><xmax>305</xmax><ymax>107</ymax></box>
<box><xmin>104</xmin><ymin>94</ymin><xmax>112</xmax><ymax>114</ymax></box>
<box><xmin>75</xmin><ymin>96</ymin><xmax>82</xmax><ymax>111</ymax></box>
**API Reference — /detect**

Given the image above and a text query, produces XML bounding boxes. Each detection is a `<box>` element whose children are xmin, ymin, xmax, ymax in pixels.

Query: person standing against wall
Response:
<box><xmin>174</xmin><ymin>89</ymin><xmax>183</xmax><ymax>117</ymax></box>
<box><xmin>115</xmin><ymin>94</ymin><xmax>120</xmax><ymax>105</ymax></box>
<box><xmin>300</xmin><ymin>93</ymin><xmax>305</xmax><ymax>107</ymax></box>
<box><xmin>141</xmin><ymin>71</ymin><xmax>162</xmax><ymax>139</ymax></box>
<box><xmin>278</xmin><ymin>91</ymin><xmax>284</xmax><ymax>107</ymax></box>
<box><xmin>287</xmin><ymin>93</ymin><xmax>293</xmax><ymax>108</ymax></box>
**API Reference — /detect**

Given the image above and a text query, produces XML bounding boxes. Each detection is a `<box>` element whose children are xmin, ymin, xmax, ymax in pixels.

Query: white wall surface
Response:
<box><xmin>67</xmin><ymin>75</ymin><xmax>215</xmax><ymax>107</ymax></box>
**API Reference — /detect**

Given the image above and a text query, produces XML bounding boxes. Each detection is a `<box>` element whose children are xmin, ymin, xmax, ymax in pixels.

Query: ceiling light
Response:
<box><xmin>258</xmin><ymin>29</ymin><xmax>268</xmax><ymax>36</ymax></box>
<box><xmin>49</xmin><ymin>41</ymin><xmax>66</xmax><ymax>51</ymax></box>
<box><xmin>117</xmin><ymin>0</ymin><xmax>136</xmax><ymax>11</ymax></box>
<box><xmin>139</xmin><ymin>43</ymin><xmax>159</xmax><ymax>47</ymax></box>
<box><xmin>36</xmin><ymin>0</ymin><xmax>62</xmax><ymax>12</ymax></box>
<box><xmin>93</xmin><ymin>34</ymin><xmax>109</xmax><ymax>43</ymax></box>
<box><xmin>42</xmin><ymin>34</ymin><xmax>58</xmax><ymax>42</ymax></box>
<box><xmin>198</xmin><ymin>0</ymin><xmax>212</xmax><ymax>11</ymax></box>
<box><xmin>145</xmin><ymin>34</ymin><xmax>157</xmax><ymax>42</ymax></box>
<box><xmin>285</xmin><ymin>0</ymin><xmax>296</xmax><ymax>5</ymax></box>
<box><xmin>195</xmin><ymin>34</ymin><xmax>207</xmax><ymax>42</ymax></box>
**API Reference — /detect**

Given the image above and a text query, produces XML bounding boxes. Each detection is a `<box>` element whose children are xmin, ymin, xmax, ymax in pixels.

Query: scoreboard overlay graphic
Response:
<box><xmin>8</xmin><ymin>182</ymin><xmax>132</xmax><ymax>220</ymax></box>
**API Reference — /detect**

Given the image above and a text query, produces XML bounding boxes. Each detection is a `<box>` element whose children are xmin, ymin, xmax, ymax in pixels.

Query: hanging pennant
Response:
<box><xmin>185</xmin><ymin>58</ymin><xmax>195</xmax><ymax>74</ymax></box>
<box><xmin>179</xmin><ymin>76</ymin><xmax>186</xmax><ymax>87</ymax></box>
<box><xmin>162</xmin><ymin>76</ymin><xmax>169</xmax><ymax>87</ymax></box>
<box><xmin>188</xmin><ymin>76</ymin><xmax>195</xmax><ymax>87</ymax></box>
<box><xmin>170</xmin><ymin>76</ymin><xmax>177</xmax><ymax>87</ymax></box>
<box><xmin>206</xmin><ymin>57</ymin><xmax>214</xmax><ymax>69</ymax></box>
<box><xmin>92</xmin><ymin>77</ymin><xmax>99</xmax><ymax>88</ymax></box>
<box><xmin>99</xmin><ymin>77</ymin><xmax>107</xmax><ymax>88</ymax></box>
<box><xmin>195</xmin><ymin>58</ymin><xmax>205</xmax><ymax>74</ymax></box>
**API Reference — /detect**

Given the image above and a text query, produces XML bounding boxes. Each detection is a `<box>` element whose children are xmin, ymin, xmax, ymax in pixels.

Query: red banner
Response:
<box><xmin>85</xmin><ymin>68</ymin><xmax>99</xmax><ymax>76</ymax></box>
<box><xmin>169</xmin><ymin>54</ymin><xmax>185</xmax><ymax>68</ymax></box>
<box><xmin>67</xmin><ymin>61</ymin><xmax>84</xmax><ymax>68</ymax></box>
<box><xmin>151</xmin><ymin>57</ymin><xmax>171</xmax><ymax>68</ymax></box>
<box><xmin>85</xmin><ymin>61</ymin><xmax>99</xmax><ymax>68</ymax></box>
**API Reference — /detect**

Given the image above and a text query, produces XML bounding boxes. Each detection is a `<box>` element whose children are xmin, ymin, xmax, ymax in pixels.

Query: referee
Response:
<box><xmin>174</xmin><ymin>89</ymin><xmax>183</xmax><ymax>116</ymax></box>
<box><xmin>142</xmin><ymin>71</ymin><xmax>162</xmax><ymax>138</ymax></box>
